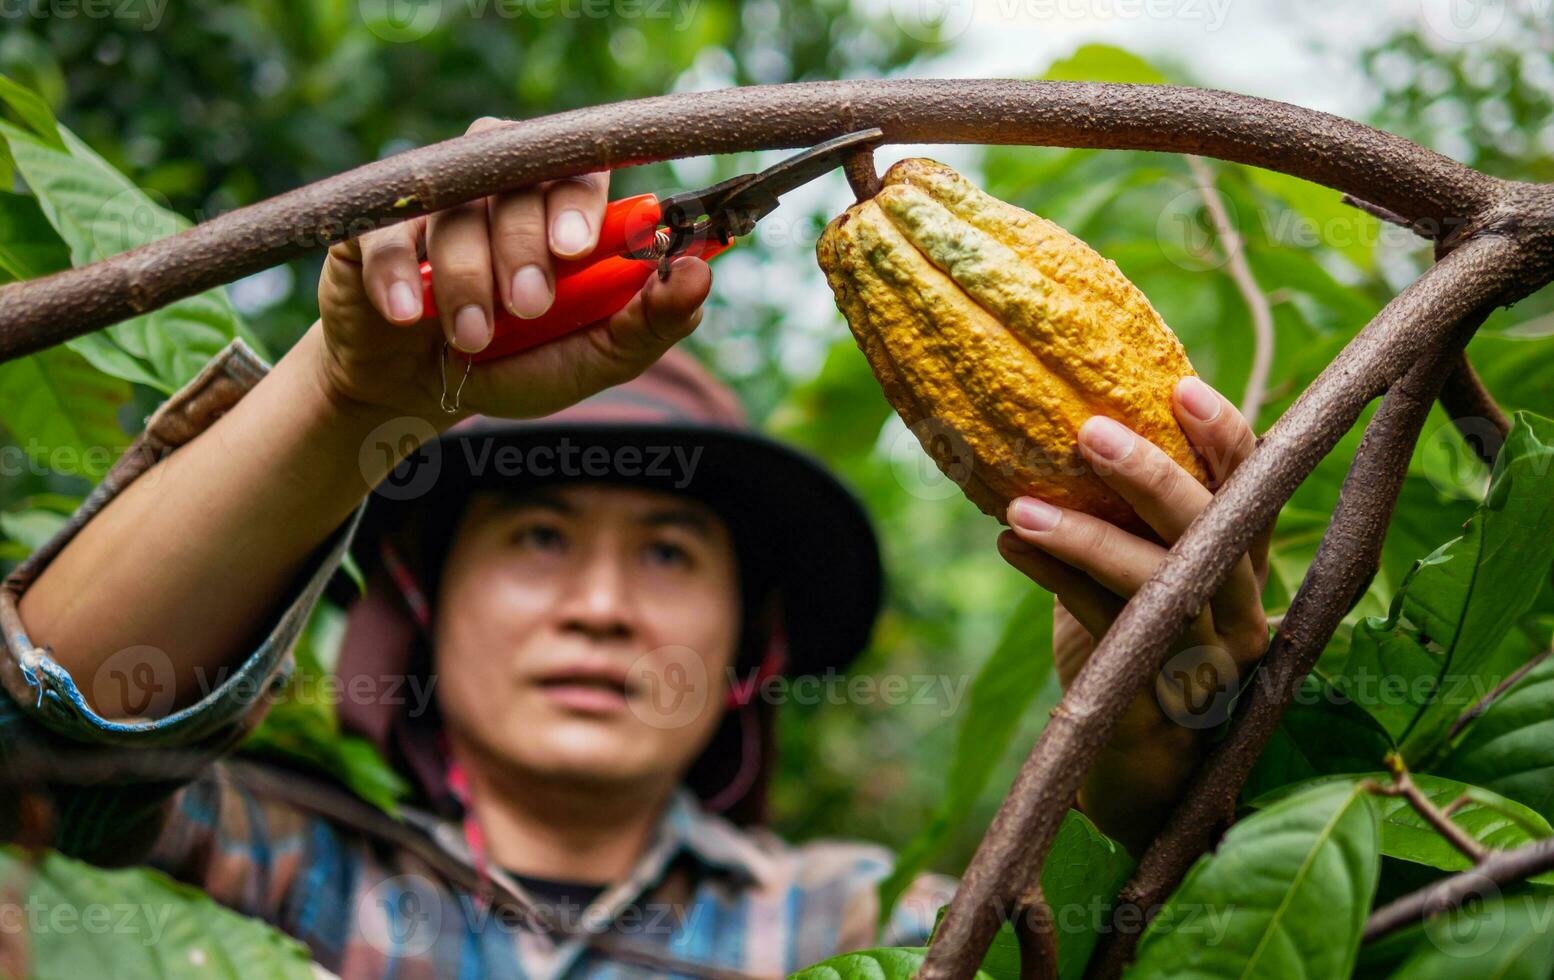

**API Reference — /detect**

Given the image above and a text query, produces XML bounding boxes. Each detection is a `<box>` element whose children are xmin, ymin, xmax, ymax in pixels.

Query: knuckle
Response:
<box><xmin>360</xmin><ymin>234</ymin><xmax>417</xmax><ymax>265</ymax></box>
<box><xmin>492</xmin><ymin>214</ymin><xmax>548</xmax><ymax>251</ymax></box>
<box><xmin>1068</xmin><ymin>515</ymin><xmax>1110</xmax><ymax>555</ymax></box>
<box><xmin>1138</xmin><ymin>454</ymin><xmax>1179</xmax><ymax>499</ymax></box>
<box><xmin>433</xmin><ymin>257</ymin><xmax>490</xmax><ymax>288</ymax></box>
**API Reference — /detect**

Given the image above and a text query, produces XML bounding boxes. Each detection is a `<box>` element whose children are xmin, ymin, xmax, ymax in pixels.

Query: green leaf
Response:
<box><xmin>1244</xmin><ymin>244</ymin><xmax>1378</xmax><ymax>326</ymax></box>
<box><xmin>1242</xmin><ymin>674</ymin><xmax>1396</xmax><ymax>802</ymax></box>
<box><xmin>0</xmin><ymin>508</ymin><xmax>67</xmax><ymax>554</ymax></box>
<box><xmin>0</xmin><ymin>845</ymin><xmax>316</xmax><ymax>978</ymax></box>
<box><xmin>1465</xmin><ymin>330</ymin><xmax>1554</xmax><ymax>418</ymax></box>
<box><xmin>0</xmin><ymin>345</ymin><xmax>129</xmax><ymax>481</ymax></box>
<box><xmin>0</xmin><ymin>72</ymin><xmax>63</xmax><ymax>149</ymax></box>
<box><xmin>1250</xmin><ymin>774</ymin><xmax>1552</xmax><ymax>878</ymax></box>
<box><xmin>790</xmin><ymin>947</ymin><xmax>992</xmax><ymax>979</ymax></box>
<box><xmin>1127</xmin><ymin>781</ymin><xmax>1380</xmax><ymax>979</ymax></box>
<box><xmin>1042</xmin><ymin>809</ymin><xmax>1134</xmax><ymax>979</ymax></box>
<box><xmin>1387</xmin><ymin>891</ymin><xmax>1554</xmax><ymax>980</ymax></box>
<box><xmin>0</xmin><ymin>118</ymin><xmax>247</xmax><ymax>390</ymax></box>
<box><xmin>1042</xmin><ymin>44</ymin><xmax>1169</xmax><ymax>85</ymax></box>
<box><xmin>0</xmin><ymin>189</ymin><xmax>69</xmax><ymax>281</ymax></box>
<box><xmin>877</xmin><ymin>590</ymin><xmax>1053</xmax><ymax>920</ymax></box>
<box><xmin>1438</xmin><ymin>653</ymin><xmax>1554</xmax><ymax>825</ymax></box>
<box><xmin>1245</xmin><ymin>168</ymin><xmax>1378</xmax><ymax>273</ymax></box>
<box><xmin>1329</xmin><ymin>414</ymin><xmax>1554</xmax><ymax>760</ymax></box>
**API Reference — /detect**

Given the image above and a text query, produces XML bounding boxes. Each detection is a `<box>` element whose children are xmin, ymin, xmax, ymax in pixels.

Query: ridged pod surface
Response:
<box><xmin>816</xmin><ymin>157</ymin><xmax>1210</xmax><ymax>527</ymax></box>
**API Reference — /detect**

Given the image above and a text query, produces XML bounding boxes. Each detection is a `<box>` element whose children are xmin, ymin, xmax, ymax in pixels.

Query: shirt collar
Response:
<box><xmin>655</xmin><ymin>787</ymin><xmax>777</xmax><ymax>888</ymax></box>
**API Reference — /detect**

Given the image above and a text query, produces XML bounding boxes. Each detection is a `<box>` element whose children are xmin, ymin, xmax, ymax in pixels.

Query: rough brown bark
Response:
<box><xmin>0</xmin><ymin>79</ymin><xmax>1503</xmax><ymax>362</ymax></box>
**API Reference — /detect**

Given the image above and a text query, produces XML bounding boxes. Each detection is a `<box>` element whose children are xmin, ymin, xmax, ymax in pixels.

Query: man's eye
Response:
<box><xmin>644</xmin><ymin>540</ymin><xmax>691</xmax><ymax>568</ymax></box>
<box><xmin>513</xmin><ymin>524</ymin><xmax>566</xmax><ymax>552</ymax></box>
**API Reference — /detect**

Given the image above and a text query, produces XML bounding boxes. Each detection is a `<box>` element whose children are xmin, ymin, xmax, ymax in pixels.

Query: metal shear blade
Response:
<box><xmin>654</xmin><ymin>127</ymin><xmax>885</xmax><ymax>276</ymax></box>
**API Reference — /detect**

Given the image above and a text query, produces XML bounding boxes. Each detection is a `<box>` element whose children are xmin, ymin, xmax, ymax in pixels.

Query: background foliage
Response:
<box><xmin>2</xmin><ymin>5</ymin><xmax>1554</xmax><ymax>977</ymax></box>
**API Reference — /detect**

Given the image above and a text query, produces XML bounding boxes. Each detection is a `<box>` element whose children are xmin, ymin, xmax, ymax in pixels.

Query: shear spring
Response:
<box><xmin>621</xmin><ymin>228</ymin><xmax>674</xmax><ymax>261</ymax></box>
<box><xmin>440</xmin><ymin>341</ymin><xmax>472</xmax><ymax>414</ymax></box>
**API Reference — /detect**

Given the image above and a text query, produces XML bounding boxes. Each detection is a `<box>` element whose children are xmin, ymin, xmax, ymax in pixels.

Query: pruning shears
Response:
<box><xmin>419</xmin><ymin>128</ymin><xmax>884</xmax><ymax>364</ymax></box>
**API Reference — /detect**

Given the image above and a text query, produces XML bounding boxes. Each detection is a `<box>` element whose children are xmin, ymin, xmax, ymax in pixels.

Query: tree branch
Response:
<box><xmin>1364</xmin><ymin>836</ymin><xmax>1554</xmax><ymax>943</ymax></box>
<box><xmin>1364</xmin><ymin>755</ymin><xmax>1489</xmax><ymax>864</ymax></box>
<box><xmin>1449</xmin><ymin>646</ymin><xmax>1552</xmax><ymax>741</ymax></box>
<box><xmin>923</xmin><ymin>233</ymin><xmax>1529</xmax><ymax>980</ymax></box>
<box><xmin>1186</xmin><ymin>155</ymin><xmax>1275</xmax><ymax>424</ymax></box>
<box><xmin>0</xmin><ymin>78</ymin><xmax>1501</xmax><ymax>362</ymax></box>
<box><xmin>1083</xmin><ymin>303</ymin><xmax>1480</xmax><ymax>979</ymax></box>
<box><xmin>1014</xmin><ymin>886</ymin><xmax>1058</xmax><ymax>980</ymax></box>
<box><xmin>1439</xmin><ymin>351</ymin><xmax>1512</xmax><ymax>470</ymax></box>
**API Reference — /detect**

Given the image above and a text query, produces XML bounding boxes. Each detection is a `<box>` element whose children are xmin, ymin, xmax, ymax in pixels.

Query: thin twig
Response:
<box><xmin>1448</xmin><ymin>647</ymin><xmax>1553</xmax><ymax>741</ymax></box>
<box><xmin>1341</xmin><ymin>193</ymin><xmax>1424</xmax><ymax>235</ymax></box>
<box><xmin>1365</xmin><ymin>836</ymin><xmax>1554</xmax><ymax>943</ymax></box>
<box><xmin>1187</xmin><ymin>155</ymin><xmax>1275</xmax><ymax>424</ymax></box>
<box><xmin>1363</xmin><ymin>754</ymin><xmax>1489</xmax><ymax>863</ymax></box>
<box><xmin>843</xmin><ymin>147</ymin><xmax>882</xmax><ymax>202</ymax></box>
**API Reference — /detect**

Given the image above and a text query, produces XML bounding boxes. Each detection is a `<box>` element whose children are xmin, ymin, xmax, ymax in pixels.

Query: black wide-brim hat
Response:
<box><xmin>338</xmin><ymin>347</ymin><xmax>884</xmax><ymax>682</ymax></box>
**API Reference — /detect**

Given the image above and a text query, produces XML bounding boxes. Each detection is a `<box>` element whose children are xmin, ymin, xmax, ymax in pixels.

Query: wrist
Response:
<box><xmin>302</xmin><ymin>320</ymin><xmax>465</xmax><ymax>434</ymax></box>
<box><xmin>287</xmin><ymin>324</ymin><xmax>459</xmax><ymax>496</ymax></box>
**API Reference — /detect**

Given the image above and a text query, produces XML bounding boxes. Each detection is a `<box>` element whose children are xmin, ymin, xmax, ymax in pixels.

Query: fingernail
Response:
<box><xmin>1010</xmin><ymin>498</ymin><xmax>1061</xmax><ymax>533</ymax></box>
<box><xmin>388</xmin><ymin>281</ymin><xmax>421</xmax><ymax>321</ymax></box>
<box><xmin>1080</xmin><ymin>417</ymin><xmax>1135</xmax><ymax>462</ymax></box>
<box><xmin>550</xmin><ymin>209</ymin><xmax>591</xmax><ymax>256</ymax></box>
<box><xmin>453</xmin><ymin>305</ymin><xmax>490</xmax><ymax>353</ymax></box>
<box><xmin>1178</xmin><ymin>376</ymin><xmax>1222</xmax><ymax>422</ymax></box>
<box><xmin>510</xmin><ymin>265</ymin><xmax>552</xmax><ymax>319</ymax></box>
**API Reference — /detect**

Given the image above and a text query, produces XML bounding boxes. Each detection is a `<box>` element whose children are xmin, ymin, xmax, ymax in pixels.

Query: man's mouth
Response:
<box><xmin>534</xmin><ymin>666</ymin><xmax>637</xmax><ymax>714</ymax></box>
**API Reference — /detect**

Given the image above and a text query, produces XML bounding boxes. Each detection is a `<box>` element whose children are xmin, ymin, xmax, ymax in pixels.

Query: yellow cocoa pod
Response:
<box><xmin>816</xmin><ymin>157</ymin><xmax>1210</xmax><ymax>528</ymax></box>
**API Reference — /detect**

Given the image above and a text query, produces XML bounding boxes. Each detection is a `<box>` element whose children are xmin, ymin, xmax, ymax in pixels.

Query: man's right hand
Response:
<box><xmin>314</xmin><ymin>116</ymin><xmax>712</xmax><ymax>426</ymax></box>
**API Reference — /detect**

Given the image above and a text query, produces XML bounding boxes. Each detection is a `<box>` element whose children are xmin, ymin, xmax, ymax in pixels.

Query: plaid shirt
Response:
<box><xmin>0</xmin><ymin>340</ymin><xmax>954</xmax><ymax>979</ymax></box>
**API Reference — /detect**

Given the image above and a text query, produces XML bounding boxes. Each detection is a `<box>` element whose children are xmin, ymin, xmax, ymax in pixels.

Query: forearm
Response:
<box><xmin>18</xmin><ymin>324</ymin><xmax>443</xmax><ymax>716</ymax></box>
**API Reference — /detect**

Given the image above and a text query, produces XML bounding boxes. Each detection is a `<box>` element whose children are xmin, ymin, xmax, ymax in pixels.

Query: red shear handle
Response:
<box><xmin>553</xmin><ymin>193</ymin><xmax>662</xmax><ymax>279</ymax></box>
<box><xmin>419</xmin><ymin>234</ymin><xmax>731</xmax><ymax>364</ymax></box>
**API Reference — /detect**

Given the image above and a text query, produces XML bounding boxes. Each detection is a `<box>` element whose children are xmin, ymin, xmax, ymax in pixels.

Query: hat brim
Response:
<box><xmin>344</xmin><ymin>421</ymin><xmax>883</xmax><ymax>678</ymax></box>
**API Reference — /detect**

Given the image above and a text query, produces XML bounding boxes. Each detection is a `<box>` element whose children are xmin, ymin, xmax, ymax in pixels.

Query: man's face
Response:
<box><xmin>433</xmin><ymin>482</ymin><xmax>742</xmax><ymax>790</ymax></box>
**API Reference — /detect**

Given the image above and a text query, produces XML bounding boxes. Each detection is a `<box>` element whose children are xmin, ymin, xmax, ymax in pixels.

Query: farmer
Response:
<box><xmin>2</xmin><ymin>120</ymin><xmax>1267</xmax><ymax>977</ymax></box>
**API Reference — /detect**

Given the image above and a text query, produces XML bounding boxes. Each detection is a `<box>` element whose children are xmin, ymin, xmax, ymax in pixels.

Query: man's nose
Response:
<box><xmin>557</xmin><ymin>542</ymin><xmax>636</xmax><ymax>640</ymax></box>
